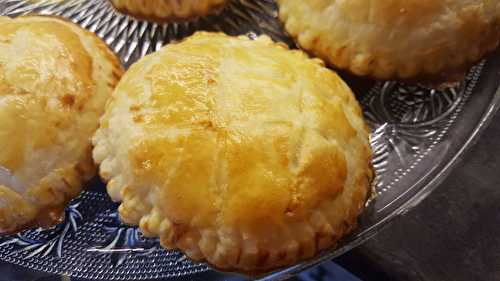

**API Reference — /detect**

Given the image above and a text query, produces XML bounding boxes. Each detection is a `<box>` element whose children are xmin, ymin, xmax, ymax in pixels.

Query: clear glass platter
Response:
<box><xmin>1</xmin><ymin>0</ymin><xmax>500</xmax><ymax>280</ymax></box>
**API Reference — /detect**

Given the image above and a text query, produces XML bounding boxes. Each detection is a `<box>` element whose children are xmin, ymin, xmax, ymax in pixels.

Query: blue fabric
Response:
<box><xmin>297</xmin><ymin>261</ymin><xmax>362</xmax><ymax>281</ymax></box>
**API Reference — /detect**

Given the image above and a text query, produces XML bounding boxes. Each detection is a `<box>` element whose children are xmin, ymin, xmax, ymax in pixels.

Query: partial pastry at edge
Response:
<box><xmin>0</xmin><ymin>15</ymin><xmax>124</xmax><ymax>233</ymax></box>
<box><xmin>277</xmin><ymin>0</ymin><xmax>500</xmax><ymax>82</ymax></box>
<box><xmin>108</xmin><ymin>0</ymin><xmax>227</xmax><ymax>22</ymax></box>
<box><xmin>93</xmin><ymin>32</ymin><xmax>373</xmax><ymax>273</ymax></box>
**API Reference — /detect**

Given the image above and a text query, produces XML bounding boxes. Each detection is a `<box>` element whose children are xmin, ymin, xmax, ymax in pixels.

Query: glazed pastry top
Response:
<box><xmin>109</xmin><ymin>0</ymin><xmax>227</xmax><ymax>22</ymax></box>
<box><xmin>277</xmin><ymin>0</ymin><xmax>500</xmax><ymax>80</ymax></box>
<box><xmin>93</xmin><ymin>32</ymin><xmax>372</xmax><ymax>272</ymax></box>
<box><xmin>0</xmin><ymin>16</ymin><xmax>123</xmax><ymax>232</ymax></box>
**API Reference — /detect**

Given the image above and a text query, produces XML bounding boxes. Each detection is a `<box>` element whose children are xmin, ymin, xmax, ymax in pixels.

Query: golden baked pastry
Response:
<box><xmin>93</xmin><ymin>32</ymin><xmax>373</xmax><ymax>273</ymax></box>
<box><xmin>0</xmin><ymin>16</ymin><xmax>123</xmax><ymax>233</ymax></box>
<box><xmin>108</xmin><ymin>0</ymin><xmax>227</xmax><ymax>22</ymax></box>
<box><xmin>277</xmin><ymin>0</ymin><xmax>500</xmax><ymax>81</ymax></box>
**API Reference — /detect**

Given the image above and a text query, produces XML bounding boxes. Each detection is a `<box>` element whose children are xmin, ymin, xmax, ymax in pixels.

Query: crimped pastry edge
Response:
<box><xmin>93</xmin><ymin>31</ymin><xmax>373</xmax><ymax>273</ymax></box>
<box><xmin>277</xmin><ymin>1</ymin><xmax>500</xmax><ymax>84</ymax></box>
<box><xmin>138</xmin><ymin>170</ymin><xmax>372</xmax><ymax>274</ymax></box>
<box><xmin>0</xmin><ymin>15</ymin><xmax>124</xmax><ymax>233</ymax></box>
<box><xmin>108</xmin><ymin>0</ymin><xmax>228</xmax><ymax>23</ymax></box>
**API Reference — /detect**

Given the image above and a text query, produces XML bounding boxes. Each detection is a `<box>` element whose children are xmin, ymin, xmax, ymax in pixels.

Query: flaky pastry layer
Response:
<box><xmin>0</xmin><ymin>16</ymin><xmax>123</xmax><ymax>233</ymax></box>
<box><xmin>93</xmin><ymin>32</ymin><xmax>372</xmax><ymax>273</ymax></box>
<box><xmin>277</xmin><ymin>0</ymin><xmax>500</xmax><ymax>81</ymax></box>
<box><xmin>108</xmin><ymin>0</ymin><xmax>227</xmax><ymax>22</ymax></box>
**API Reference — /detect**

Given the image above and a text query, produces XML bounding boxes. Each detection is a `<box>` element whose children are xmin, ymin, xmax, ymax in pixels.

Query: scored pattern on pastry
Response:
<box><xmin>93</xmin><ymin>32</ymin><xmax>373</xmax><ymax>272</ymax></box>
<box><xmin>0</xmin><ymin>1</ymin><xmax>492</xmax><ymax>280</ymax></box>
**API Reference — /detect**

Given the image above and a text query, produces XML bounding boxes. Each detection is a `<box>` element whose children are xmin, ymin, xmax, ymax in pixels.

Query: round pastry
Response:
<box><xmin>0</xmin><ymin>16</ymin><xmax>123</xmax><ymax>233</ymax></box>
<box><xmin>276</xmin><ymin>0</ymin><xmax>500</xmax><ymax>81</ymax></box>
<box><xmin>108</xmin><ymin>0</ymin><xmax>227</xmax><ymax>22</ymax></box>
<box><xmin>93</xmin><ymin>32</ymin><xmax>373</xmax><ymax>273</ymax></box>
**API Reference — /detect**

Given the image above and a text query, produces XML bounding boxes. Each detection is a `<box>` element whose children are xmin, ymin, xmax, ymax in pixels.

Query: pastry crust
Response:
<box><xmin>0</xmin><ymin>16</ymin><xmax>123</xmax><ymax>233</ymax></box>
<box><xmin>277</xmin><ymin>0</ymin><xmax>500</xmax><ymax>81</ymax></box>
<box><xmin>93</xmin><ymin>32</ymin><xmax>373</xmax><ymax>273</ymax></box>
<box><xmin>108</xmin><ymin>0</ymin><xmax>227</xmax><ymax>23</ymax></box>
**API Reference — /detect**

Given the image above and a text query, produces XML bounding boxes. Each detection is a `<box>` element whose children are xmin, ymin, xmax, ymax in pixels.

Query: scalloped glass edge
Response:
<box><xmin>256</xmin><ymin>57</ymin><xmax>500</xmax><ymax>281</ymax></box>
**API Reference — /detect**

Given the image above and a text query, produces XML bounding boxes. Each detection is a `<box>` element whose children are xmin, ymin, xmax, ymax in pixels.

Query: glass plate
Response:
<box><xmin>1</xmin><ymin>0</ymin><xmax>500</xmax><ymax>280</ymax></box>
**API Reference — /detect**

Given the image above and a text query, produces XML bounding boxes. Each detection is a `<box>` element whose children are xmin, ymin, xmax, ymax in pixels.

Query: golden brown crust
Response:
<box><xmin>276</xmin><ymin>0</ymin><xmax>500</xmax><ymax>82</ymax></box>
<box><xmin>0</xmin><ymin>15</ymin><xmax>124</xmax><ymax>233</ymax></box>
<box><xmin>108</xmin><ymin>0</ymin><xmax>227</xmax><ymax>23</ymax></box>
<box><xmin>93</xmin><ymin>32</ymin><xmax>372</xmax><ymax>273</ymax></box>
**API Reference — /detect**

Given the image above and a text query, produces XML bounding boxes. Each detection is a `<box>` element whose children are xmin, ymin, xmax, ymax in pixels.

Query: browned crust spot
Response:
<box><xmin>108</xmin><ymin>0</ymin><xmax>228</xmax><ymax>23</ymax></box>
